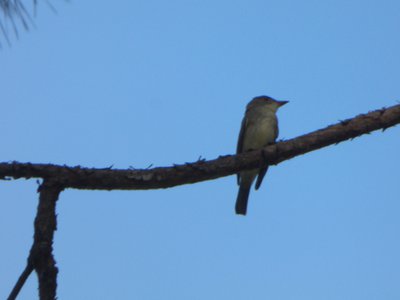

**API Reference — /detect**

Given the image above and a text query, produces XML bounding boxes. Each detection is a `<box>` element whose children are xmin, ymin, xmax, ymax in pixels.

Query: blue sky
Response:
<box><xmin>1</xmin><ymin>0</ymin><xmax>400</xmax><ymax>299</ymax></box>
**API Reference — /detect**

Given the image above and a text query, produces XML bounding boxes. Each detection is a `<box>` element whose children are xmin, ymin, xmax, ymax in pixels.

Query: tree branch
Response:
<box><xmin>1</xmin><ymin>104</ymin><xmax>399</xmax><ymax>190</ymax></box>
<box><xmin>7</xmin><ymin>262</ymin><xmax>34</xmax><ymax>300</ymax></box>
<box><xmin>8</xmin><ymin>180</ymin><xmax>63</xmax><ymax>300</ymax></box>
<box><xmin>3</xmin><ymin>103</ymin><xmax>400</xmax><ymax>299</ymax></box>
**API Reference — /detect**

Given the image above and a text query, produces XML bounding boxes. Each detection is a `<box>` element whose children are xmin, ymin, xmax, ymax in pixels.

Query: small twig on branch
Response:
<box><xmin>7</xmin><ymin>262</ymin><xmax>34</xmax><ymax>300</ymax></box>
<box><xmin>8</xmin><ymin>180</ymin><xmax>63</xmax><ymax>300</ymax></box>
<box><xmin>0</xmin><ymin>103</ymin><xmax>399</xmax><ymax>190</ymax></box>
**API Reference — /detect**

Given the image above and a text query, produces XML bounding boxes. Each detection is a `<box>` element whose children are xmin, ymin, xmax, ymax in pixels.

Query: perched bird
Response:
<box><xmin>235</xmin><ymin>96</ymin><xmax>288</xmax><ymax>215</ymax></box>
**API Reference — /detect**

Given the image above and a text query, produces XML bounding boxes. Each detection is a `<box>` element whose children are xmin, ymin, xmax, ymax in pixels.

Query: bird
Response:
<box><xmin>235</xmin><ymin>95</ymin><xmax>288</xmax><ymax>215</ymax></box>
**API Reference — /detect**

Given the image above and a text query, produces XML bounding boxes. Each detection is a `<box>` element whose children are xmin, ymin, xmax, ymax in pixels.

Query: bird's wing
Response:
<box><xmin>236</xmin><ymin>116</ymin><xmax>248</xmax><ymax>185</ymax></box>
<box><xmin>274</xmin><ymin>118</ymin><xmax>279</xmax><ymax>140</ymax></box>
<box><xmin>255</xmin><ymin>119</ymin><xmax>279</xmax><ymax>190</ymax></box>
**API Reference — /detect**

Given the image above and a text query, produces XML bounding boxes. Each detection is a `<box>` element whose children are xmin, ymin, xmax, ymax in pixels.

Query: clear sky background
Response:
<box><xmin>1</xmin><ymin>0</ymin><xmax>399</xmax><ymax>299</ymax></box>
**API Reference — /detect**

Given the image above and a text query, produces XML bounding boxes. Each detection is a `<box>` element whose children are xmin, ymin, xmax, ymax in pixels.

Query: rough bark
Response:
<box><xmin>8</xmin><ymin>180</ymin><xmax>62</xmax><ymax>300</ymax></box>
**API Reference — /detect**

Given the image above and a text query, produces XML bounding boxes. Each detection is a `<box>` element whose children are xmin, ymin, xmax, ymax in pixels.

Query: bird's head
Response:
<box><xmin>248</xmin><ymin>95</ymin><xmax>288</xmax><ymax>111</ymax></box>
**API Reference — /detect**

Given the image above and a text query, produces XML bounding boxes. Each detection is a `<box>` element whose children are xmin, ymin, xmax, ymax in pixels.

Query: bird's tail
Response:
<box><xmin>235</xmin><ymin>186</ymin><xmax>251</xmax><ymax>215</ymax></box>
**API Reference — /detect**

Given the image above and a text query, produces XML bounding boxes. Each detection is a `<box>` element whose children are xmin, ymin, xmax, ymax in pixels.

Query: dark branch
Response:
<box><xmin>7</xmin><ymin>263</ymin><xmax>34</xmax><ymax>300</ymax></box>
<box><xmin>33</xmin><ymin>180</ymin><xmax>62</xmax><ymax>300</ymax></box>
<box><xmin>0</xmin><ymin>104</ymin><xmax>399</xmax><ymax>190</ymax></box>
<box><xmin>8</xmin><ymin>180</ymin><xmax>63</xmax><ymax>300</ymax></box>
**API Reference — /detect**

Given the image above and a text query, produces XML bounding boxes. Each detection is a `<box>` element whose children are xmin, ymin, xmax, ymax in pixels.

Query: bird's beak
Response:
<box><xmin>277</xmin><ymin>100</ymin><xmax>289</xmax><ymax>107</ymax></box>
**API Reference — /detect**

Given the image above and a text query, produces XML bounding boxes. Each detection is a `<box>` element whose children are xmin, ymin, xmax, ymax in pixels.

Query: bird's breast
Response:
<box><xmin>242</xmin><ymin>115</ymin><xmax>277</xmax><ymax>151</ymax></box>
